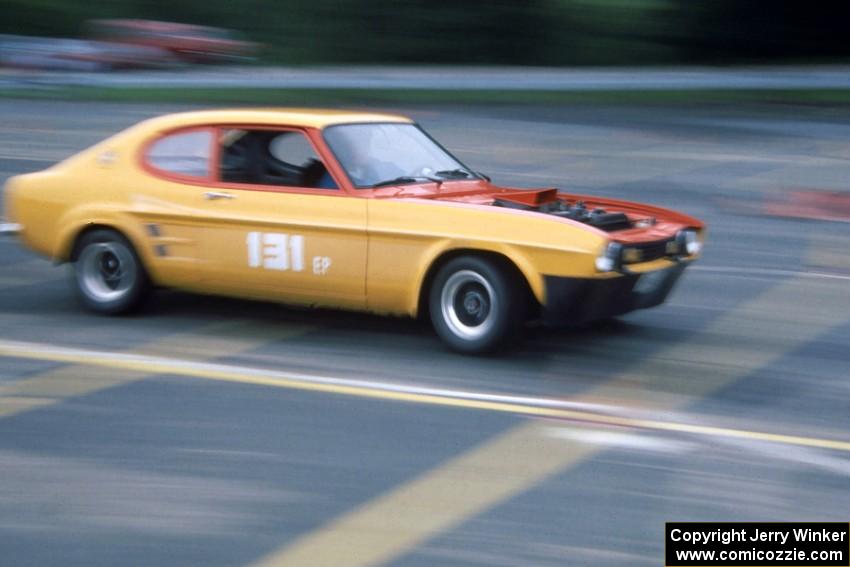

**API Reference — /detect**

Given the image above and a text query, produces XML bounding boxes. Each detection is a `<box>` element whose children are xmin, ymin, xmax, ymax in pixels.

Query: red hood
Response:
<box><xmin>371</xmin><ymin>181</ymin><xmax>704</xmax><ymax>243</ymax></box>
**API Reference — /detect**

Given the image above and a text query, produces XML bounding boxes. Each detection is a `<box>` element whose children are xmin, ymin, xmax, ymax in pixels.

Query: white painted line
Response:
<box><xmin>691</xmin><ymin>265</ymin><xmax>850</xmax><ymax>281</ymax></box>
<box><xmin>545</xmin><ymin>427</ymin><xmax>694</xmax><ymax>454</ymax></box>
<box><xmin>717</xmin><ymin>436</ymin><xmax>850</xmax><ymax>476</ymax></box>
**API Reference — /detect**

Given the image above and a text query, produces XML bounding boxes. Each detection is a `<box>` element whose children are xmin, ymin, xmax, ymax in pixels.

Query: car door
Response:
<box><xmin>130</xmin><ymin>126</ymin><xmax>216</xmax><ymax>287</ymax></box>
<box><xmin>197</xmin><ymin>126</ymin><xmax>368</xmax><ymax>309</ymax></box>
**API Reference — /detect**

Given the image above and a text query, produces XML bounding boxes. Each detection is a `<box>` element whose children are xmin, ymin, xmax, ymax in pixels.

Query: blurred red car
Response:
<box><xmin>87</xmin><ymin>19</ymin><xmax>257</xmax><ymax>64</ymax></box>
<box><xmin>0</xmin><ymin>34</ymin><xmax>174</xmax><ymax>71</ymax></box>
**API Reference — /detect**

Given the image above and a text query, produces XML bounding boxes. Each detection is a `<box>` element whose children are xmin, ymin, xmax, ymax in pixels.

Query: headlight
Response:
<box><xmin>595</xmin><ymin>242</ymin><xmax>622</xmax><ymax>272</ymax></box>
<box><xmin>677</xmin><ymin>229</ymin><xmax>702</xmax><ymax>256</ymax></box>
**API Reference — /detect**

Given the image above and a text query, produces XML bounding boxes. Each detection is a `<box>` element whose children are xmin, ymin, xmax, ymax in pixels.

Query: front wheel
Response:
<box><xmin>429</xmin><ymin>256</ymin><xmax>524</xmax><ymax>354</ymax></box>
<box><xmin>72</xmin><ymin>229</ymin><xmax>151</xmax><ymax>314</ymax></box>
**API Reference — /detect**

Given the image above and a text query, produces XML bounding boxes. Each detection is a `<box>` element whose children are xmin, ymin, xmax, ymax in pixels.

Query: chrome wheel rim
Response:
<box><xmin>77</xmin><ymin>242</ymin><xmax>136</xmax><ymax>303</ymax></box>
<box><xmin>440</xmin><ymin>270</ymin><xmax>496</xmax><ymax>340</ymax></box>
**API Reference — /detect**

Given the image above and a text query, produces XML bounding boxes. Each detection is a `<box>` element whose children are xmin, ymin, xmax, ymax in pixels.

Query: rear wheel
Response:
<box><xmin>72</xmin><ymin>229</ymin><xmax>151</xmax><ymax>314</ymax></box>
<box><xmin>429</xmin><ymin>256</ymin><xmax>524</xmax><ymax>354</ymax></box>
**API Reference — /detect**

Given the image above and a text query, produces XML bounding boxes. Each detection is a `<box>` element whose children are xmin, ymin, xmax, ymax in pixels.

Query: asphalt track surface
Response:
<box><xmin>1</xmin><ymin>100</ymin><xmax>849</xmax><ymax>566</ymax></box>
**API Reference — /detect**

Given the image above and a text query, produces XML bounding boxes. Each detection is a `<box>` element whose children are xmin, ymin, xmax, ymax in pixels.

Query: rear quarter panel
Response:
<box><xmin>5</xmin><ymin>127</ymin><xmax>162</xmax><ymax>277</ymax></box>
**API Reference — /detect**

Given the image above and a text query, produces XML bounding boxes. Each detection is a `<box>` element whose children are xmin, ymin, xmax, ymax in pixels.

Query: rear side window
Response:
<box><xmin>146</xmin><ymin>129</ymin><xmax>211</xmax><ymax>178</ymax></box>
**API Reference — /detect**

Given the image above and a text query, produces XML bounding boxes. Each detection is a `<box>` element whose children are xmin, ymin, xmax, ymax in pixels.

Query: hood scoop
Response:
<box><xmin>493</xmin><ymin>189</ymin><xmax>633</xmax><ymax>232</ymax></box>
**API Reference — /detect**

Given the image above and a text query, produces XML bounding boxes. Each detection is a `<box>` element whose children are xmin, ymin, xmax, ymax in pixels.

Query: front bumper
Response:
<box><xmin>542</xmin><ymin>262</ymin><xmax>687</xmax><ymax>325</ymax></box>
<box><xmin>0</xmin><ymin>222</ymin><xmax>22</xmax><ymax>235</ymax></box>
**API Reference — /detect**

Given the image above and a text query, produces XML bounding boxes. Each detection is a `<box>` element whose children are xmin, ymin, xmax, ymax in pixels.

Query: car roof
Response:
<box><xmin>142</xmin><ymin>108</ymin><xmax>414</xmax><ymax>130</ymax></box>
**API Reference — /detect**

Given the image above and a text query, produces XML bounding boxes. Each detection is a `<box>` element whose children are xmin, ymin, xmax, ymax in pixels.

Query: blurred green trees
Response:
<box><xmin>2</xmin><ymin>0</ymin><xmax>849</xmax><ymax>65</ymax></box>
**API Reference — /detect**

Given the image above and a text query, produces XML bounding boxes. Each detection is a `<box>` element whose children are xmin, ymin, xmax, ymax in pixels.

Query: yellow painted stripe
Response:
<box><xmin>251</xmin><ymin>274</ymin><xmax>850</xmax><ymax>567</ymax></box>
<box><xmin>0</xmin><ymin>319</ymin><xmax>314</xmax><ymax>419</ymax></box>
<box><xmin>248</xmin><ymin>421</ymin><xmax>593</xmax><ymax>567</ymax></box>
<box><xmin>1</xmin><ymin>340</ymin><xmax>850</xmax><ymax>454</ymax></box>
<box><xmin>581</xmin><ymin>273</ymin><xmax>850</xmax><ymax>411</ymax></box>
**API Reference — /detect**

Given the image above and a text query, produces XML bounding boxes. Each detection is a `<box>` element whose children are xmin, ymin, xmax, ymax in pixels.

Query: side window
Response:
<box><xmin>219</xmin><ymin>129</ymin><xmax>337</xmax><ymax>189</ymax></box>
<box><xmin>146</xmin><ymin>129</ymin><xmax>211</xmax><ymax>178</ymax></box>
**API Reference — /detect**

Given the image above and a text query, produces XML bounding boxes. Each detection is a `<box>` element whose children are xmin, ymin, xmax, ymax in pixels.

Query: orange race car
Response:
<box><xmin>3</xmin><ymin>109</ymin><xmax>704</xmax><ymax>353</ymax></box>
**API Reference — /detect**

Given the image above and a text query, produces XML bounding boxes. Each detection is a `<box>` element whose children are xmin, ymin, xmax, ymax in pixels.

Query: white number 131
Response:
<box><xmin>247</xmin><ymin>232</ymin><xmax>304</xmax><ymax>271</ymax></box>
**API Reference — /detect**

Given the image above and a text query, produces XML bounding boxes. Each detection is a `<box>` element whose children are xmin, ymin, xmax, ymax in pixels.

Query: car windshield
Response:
<box><xmin>324</xmin><ymin>123</ymin><xmax>475</xmax><ymax>188</ymax></box>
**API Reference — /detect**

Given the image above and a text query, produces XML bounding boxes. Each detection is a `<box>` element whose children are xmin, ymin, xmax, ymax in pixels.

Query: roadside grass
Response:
<box><xmin>4</xmin><ymin>86</ymin><xmax>850</xmax><ymax>106</ymax></box>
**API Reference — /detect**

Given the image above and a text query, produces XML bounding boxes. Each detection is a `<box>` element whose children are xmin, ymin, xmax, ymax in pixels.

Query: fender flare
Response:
<box><xmin>410</xmin><ymin>240</ymin><xmax>545</xmax><ymax>317</ymax></box>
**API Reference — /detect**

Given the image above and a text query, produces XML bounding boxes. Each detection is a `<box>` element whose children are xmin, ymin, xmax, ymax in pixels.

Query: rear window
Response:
<box><xmin>146</xmin><ymin>129</ymin><xmax>211</xmax><ymax>178</ymax></box>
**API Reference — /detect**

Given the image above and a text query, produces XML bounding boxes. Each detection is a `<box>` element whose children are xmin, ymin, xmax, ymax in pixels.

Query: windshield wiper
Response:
<box><xmin>370</xmin><ymin>176</ymin><xmax>443</xmax><ymax>189</ymax></box>
<box><xmin>435</xmin><ymin>168</ymin><xmax>473</xmax><ymax>179</ymax></box>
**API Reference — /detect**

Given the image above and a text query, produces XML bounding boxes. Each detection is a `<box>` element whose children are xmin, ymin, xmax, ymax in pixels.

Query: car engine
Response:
<box><xmin>493</xmin><ymin>190</ymin><xmax>633</xmax><ymax>232</ymax></box>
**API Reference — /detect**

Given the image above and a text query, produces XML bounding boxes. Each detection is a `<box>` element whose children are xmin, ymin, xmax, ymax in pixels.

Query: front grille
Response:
<box><xmin>622</xmin><ymin>238</ymin><xmax>674</xmax><ymax>264</ymax></box>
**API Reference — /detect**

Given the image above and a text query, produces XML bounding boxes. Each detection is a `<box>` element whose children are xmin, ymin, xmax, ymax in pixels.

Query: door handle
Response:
<box><xmin>204</xmin><ymin>191</ymin><xmax>236</xmax><ymax>200</ymax></box>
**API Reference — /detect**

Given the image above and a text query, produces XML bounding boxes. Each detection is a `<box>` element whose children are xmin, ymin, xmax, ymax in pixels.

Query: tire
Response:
<box><xmin>429</xmin><ymin>256</ymin><xmax>525</xmax><ymax>354</ymax></box>
<box><xmin>72</xmin><ymin>229</ymin><xmax>151</xmax><ymax>314</ymax></box>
